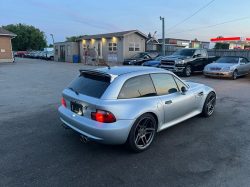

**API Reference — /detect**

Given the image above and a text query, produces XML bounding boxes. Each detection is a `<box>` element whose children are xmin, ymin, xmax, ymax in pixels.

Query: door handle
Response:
<box><xmin>198</xmin><ymin>91</ymin><xmax>204</xmax><ymax>96</ymax></box>
<box><xmin>165</xmin><ymin>100</ymin><xmax>172</xmax><ymax>105</ymax></box>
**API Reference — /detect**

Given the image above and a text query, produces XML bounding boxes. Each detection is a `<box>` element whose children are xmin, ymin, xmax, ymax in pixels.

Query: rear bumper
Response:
<box><xmin>203</xmin><ymin>70</ymin><xmax>233</xmax><ymax>78</ymax></box>
<box><xmin>160</xmin><ymin>65</ymin><xmax>184</xmax><ymax>73</ymax></box>
<box><xmin>58</xmin><ymin>106</ymin><xmax>134</xmax><ymax>145</ymax></box>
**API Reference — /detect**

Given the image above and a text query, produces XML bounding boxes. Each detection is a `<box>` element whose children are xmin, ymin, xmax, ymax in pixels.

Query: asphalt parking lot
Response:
<box><xmin>1</xmin><ymin>58</ymin><xmax>250</xmax><ymax>187</ymax></box>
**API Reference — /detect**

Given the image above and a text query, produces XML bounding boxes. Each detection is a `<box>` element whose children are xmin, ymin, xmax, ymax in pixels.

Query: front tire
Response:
<box><xmin>201</xmin><ymin>92</ymin><xmax>216</xmax><ymax>117</ymax></box>
<box><xmin>183</xmin><ymin>65</ymin><xmax>192</xmax><ymax>77</ymax></box>
<box><xmin>125</xmin><ymin>113</ymin><xmax>157</xmax><ymax>153</ymax></box>
<box><xmin>231</xmin><ymin>70</ymin><xmax>238</xmax><ymax>80</ymax></box>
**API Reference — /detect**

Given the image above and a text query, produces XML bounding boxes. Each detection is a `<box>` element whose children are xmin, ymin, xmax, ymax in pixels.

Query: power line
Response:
<box><xmin>164</xmin><ymin>16</ymin><xmax>250</xmax><ymax>35</ymax></box>
<box><xmin>165</xmin><ymin>0</ymin><xmax>215</xmax><ymax>32</ymax></box>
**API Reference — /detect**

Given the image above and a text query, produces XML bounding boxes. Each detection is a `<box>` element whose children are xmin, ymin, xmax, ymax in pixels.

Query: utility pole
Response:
<box><xmin>160</xmin><ymin>16</ymin><xmax>165</xmax><ymax>56</ymax></box>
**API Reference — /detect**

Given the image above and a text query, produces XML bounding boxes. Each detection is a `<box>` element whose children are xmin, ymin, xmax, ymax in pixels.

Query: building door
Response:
<box><xmin>95</xmin><ymin>41</ymin><xmax>102</xmax><ymax>58</ymax></box>
<box><xmin>60</xmin><ymin>45</ymin><xmax>65</xmax><ymax>61</ymax></box>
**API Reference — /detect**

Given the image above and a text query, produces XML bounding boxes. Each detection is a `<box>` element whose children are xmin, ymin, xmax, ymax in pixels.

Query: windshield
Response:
<box><xmin>216</xmin><ymin>57</ymin><xmax>239</xmax><ymax>64</ymax></box>
<box><xmin>172</xmin><ymin>49</ymin><xmax>195</xmax><ymax>56</ymax></box>
<box><xmin>155</xmin><ymin>56</ymin><xmax>164</xmax><ymax>61</ymax></box>
<box><xmin>131</xmin><ymin>53</ymin><xmax>146</xmax><ymax>58</ymax></box>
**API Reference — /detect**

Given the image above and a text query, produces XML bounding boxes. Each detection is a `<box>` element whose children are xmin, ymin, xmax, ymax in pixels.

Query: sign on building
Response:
<box><xmin>108</xmin><ymin>51</ymin><xmax>117</xmax><ymax>62</ymax></box>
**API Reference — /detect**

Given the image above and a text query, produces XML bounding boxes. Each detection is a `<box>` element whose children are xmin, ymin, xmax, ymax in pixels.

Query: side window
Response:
<box><xmin>144</xmin><ymin>55</ymin><xmax>150</xmax><ymax>59</ymax></box>
<box><xmin>150</xmin><ymin>74</ymin><xmax>178</xmax><ymax>95</ymax></box>
<box><xmin>240</xmin><ymin>58</ymin><xmax>248</xmax><ymax>64</ymax></box>
<box><xmin>173</xmin><ymin>77</ymin><xmax>187</xmax><ymax>91</ymax></box>
<box><xmin>201</xmin><ymin>50</ymin><xmax>207</xmax><ymax>57</ymax></box>
<box><xmin>246</xmin><ymin>58</ymin><xmax>250</xmax><ymax>63</ymax></box>
<box><xmin>194</xmin><ymin>50</ymin><xmax>201</xmax><ymax>56</ymax></box>
<box><xmin>118</xmin><ymin>75</ymin><xmax>156</xmax><ymax>99</ymax></box>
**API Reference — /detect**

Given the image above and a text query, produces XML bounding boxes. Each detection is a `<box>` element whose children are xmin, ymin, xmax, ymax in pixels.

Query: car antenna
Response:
<box><xmin>104</xmin><ymin>62</ymin><xmax>111</xmax><ymax>69</ymax></box>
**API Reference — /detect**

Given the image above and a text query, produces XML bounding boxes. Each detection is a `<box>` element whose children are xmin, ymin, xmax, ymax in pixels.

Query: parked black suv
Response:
<box><xmin>123</xmin><ymin>52</ymin><xmax>159</xmax><ymax>65</ymax></box>
<box><xmin>159</xmin><ymin>48</ymin><xmax>219</xmax><ymax>76</ymax></box>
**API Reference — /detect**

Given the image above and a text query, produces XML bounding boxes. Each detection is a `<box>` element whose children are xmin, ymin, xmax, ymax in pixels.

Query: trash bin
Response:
<box><xmin>73</xmin><ymin>54</ymin><xmax>79</xmax><ymax>63</ymax></box>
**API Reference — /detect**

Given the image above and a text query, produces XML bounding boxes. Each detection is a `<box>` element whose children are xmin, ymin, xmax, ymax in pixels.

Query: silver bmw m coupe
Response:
<box><xmin>58</xmin><ymin>66</ymin><xmax>216</xmax><ymax>152</ymax></box>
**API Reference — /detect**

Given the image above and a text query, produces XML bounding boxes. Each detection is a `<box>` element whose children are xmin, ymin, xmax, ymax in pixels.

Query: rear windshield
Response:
<box><xmin>67</xmin><ymin>73</ymin><xmax>110</xmax><ymax>99</ymax></box>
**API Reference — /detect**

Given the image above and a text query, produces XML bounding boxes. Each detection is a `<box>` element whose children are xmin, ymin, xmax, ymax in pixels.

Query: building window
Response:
<box><xmin>129</xmin><ymin>43</ymin><xmax>140</xmax><ymax>51</ymax></box>
<box><xmin>67</xmin><ymin>45</ymin><xmax>71</xmax><ymax>56</ymax></box>
<box><xmin>108</xmin><ymin>43</ymin><xmax>117</xmax><ymax>51</ymax></box>
<box><xmin>83</xmin><ymin>44</ymin><xmax>89</xmax><ymax>51</ymax></box>
<box><xmin>135</xmin><ymin>43</ymin><xmax>140</xmax><ymax>51</ymax></box>
<box><xmin>55</xmin><ymin>46</ymin><xmax>58</xmax><ymax>55</ymax></box>
<box><xmin>129</xmin><ymin>43</ymin><xmax>134</xmax><ymax>51</ymax></box>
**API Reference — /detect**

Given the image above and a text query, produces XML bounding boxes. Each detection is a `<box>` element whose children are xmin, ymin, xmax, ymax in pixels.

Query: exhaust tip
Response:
<box><xmin>62</xmin><ymin>123</ymin><xmax>71</xmax><ymax>129</ymax></box>
<box><xmin>80</xmin><ymin>134</ymin><xmax>89</xmax><ymax>143</ymax></box>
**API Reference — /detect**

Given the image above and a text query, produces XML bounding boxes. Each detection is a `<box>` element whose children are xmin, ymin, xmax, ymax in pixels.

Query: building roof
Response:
<box><xmin>0</xmin><ymin>27</ymin><xmax>17</xmax><ymax>38</ymax></box>
<box><xmin>158</xmin><ymin>38</ymin><xmax>190</xmax><ymax>42</ymax></box>
<box><xmin>77</xmin><ymin>30</ymin><xmax>147</xmax><ymax>40</ymax></box>
<box><xmin>191</xmin><ymin>40</ymin><xmax>210</xmax><ymax>43</ymax></box>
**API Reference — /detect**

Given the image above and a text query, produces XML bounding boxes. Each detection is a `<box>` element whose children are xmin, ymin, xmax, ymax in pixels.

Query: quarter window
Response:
<box><xmin>173</xmin><ymin>77</ymin><xmax>187</xmax><ymax>91</ymax></box>
<box><xmin>150</xmin><ymin>74</ymin><xmax>178</xmax><ymax>95</ymax></box>
<box><xmin>118</xmin><ymin>75</ymin><xmax>156</xmax><ymax>99</ymax></box>
<box><xmin>108</xmin><ymin>43</ymin><xmax>117</xmax><ymax>51</ymax></box>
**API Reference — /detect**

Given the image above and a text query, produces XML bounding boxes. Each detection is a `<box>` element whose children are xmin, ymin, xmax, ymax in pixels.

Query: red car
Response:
<box><xmin>17</xmin><ymin>51</ymin><xmax>28</xmax><ymax>57</ymax></box>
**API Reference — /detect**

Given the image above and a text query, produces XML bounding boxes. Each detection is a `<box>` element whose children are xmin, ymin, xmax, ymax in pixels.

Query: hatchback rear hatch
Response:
<box><xmin>62</xmin><ymin>69</ymin><xmax>113</xmax><ymax>120</ymax></box>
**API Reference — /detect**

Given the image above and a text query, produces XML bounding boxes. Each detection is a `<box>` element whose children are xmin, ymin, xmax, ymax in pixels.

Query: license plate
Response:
<box><xmin>71</xmin><ymin>102</ymin><xmax>83</xmax><ymax>116</ymax></box>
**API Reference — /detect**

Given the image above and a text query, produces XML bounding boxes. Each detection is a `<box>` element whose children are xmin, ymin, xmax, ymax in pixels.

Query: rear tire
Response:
<box><xmin>125</xmin><ymin>113</ymin><xmax>157</xmax><ymax>153</ymax></box>
<box><xmin>182</xmin><ymin>65</ymin><xmax>192</xmax><ymax>77</ymax></box>
<box><xmin>50</xmin><ymin>56</ymin><xmax>54</xmax><ymax>60</ymax></box>
<box><xmin>201</xmin><ymin>92</ymin><xmax>216</xmax><ymax>117</ymax></box>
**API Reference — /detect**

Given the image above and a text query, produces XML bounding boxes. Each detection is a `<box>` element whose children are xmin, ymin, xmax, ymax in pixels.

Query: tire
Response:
<box><xmin>50</xmin><ymin>56</ymin><xmax>54</xmax><ymax>60</ymax></box>
<box><xmin>231</xmin><ymin>70</ymin><xmax>238</xmax><ymax>80</ymax></box>
<box><xmin>182</xmin><ymin>65</ymin><xmax>192</xmax><ymax>77</ymax></box>
<box><xmin>21</xmin><ymin>54</ymin><xmax>24</xmax><ymax>58</ymax></box>
<box><xmin>125</xmin><ymin>113</ymin><xmax>157</xmax><ymax>153</ymax></box>
<box><xmin>201</xmin><ymin>92</ymin><xmax>216</xmax><ymax>117</ymax></box>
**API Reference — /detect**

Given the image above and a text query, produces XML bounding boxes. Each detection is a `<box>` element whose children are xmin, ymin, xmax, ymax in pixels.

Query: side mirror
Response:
<box><xmin>169</xmin><ymin>88</ymin><xmax>178</xmax><ymax>94</ymax></box>
<box><xmin>181</xmin><ymin>86</ymin><xmax>187</xmax><ymax>95</ymax></box>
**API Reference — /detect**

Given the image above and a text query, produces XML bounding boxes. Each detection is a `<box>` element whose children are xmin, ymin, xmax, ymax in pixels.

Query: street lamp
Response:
<box><xmin>50</xmin><ymin>34</ymin><xmax>54</xmax><ymax>45</ymax></box>
<box><xmin>160</xmin><ymin>16</ymin><xmax>165</xmax><ymax>56</ymax></box>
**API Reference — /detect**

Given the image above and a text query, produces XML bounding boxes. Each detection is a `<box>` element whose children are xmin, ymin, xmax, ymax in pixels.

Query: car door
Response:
<box><xmin>192</xmin><ymin>49</ymin><xmax>203</xmax><ymax>71</ymax></box>
<box><xmin>245</xmin><ymin>58</ymin><xmax>250</xmax><ymax>74</ymax></box>
<box><xmin>150</xmin><ymin>73</ymin><xmax>196</xmax><ymax>123</ymax></box>
<box><xmin>238</xmin><ymin>58</ymin><xmax>248</xmax><ymax>75</ymax></box>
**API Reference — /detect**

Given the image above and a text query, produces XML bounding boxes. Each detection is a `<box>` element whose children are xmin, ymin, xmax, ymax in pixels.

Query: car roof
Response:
<box><xmin>94</xmin><ymin>66</ymin><xmax>170</xmax><ymax>76</ymax></box>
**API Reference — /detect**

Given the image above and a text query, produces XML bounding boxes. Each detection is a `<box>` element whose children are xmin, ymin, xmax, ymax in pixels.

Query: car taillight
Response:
<box><xmin>91</xmin><ymin>110</ymin><xmax>116</xmax><ymax>123</ymax></box>
<box><xmin>62</xmin><ymin>98</ymin><xmax>66</xmax><ymax>107</ymax></box>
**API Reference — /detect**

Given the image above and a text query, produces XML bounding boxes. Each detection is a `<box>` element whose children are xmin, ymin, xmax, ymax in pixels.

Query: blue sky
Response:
<box><xmin>1</xmin><ymin>0</ymin><xmax>250</xmax><ymax>48</ymax></box>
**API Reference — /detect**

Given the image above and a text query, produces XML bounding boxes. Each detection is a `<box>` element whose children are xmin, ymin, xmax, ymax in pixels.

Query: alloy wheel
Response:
<box><xmin>233</xmin><ymin>71</ymin><xmax>237</xmax><ymax>80</ymax></box>
<box><xmin>134</xmin><ymin>117</ymin><xmax>155</xmax><ymax>149</ymax></box>
<box><xmin>207</xmin><ymin>95</ymin><xmax>216</xmax><ymax>115</ymax></box>
<box><xmin>186</xmin><ymin>66</ymin><xmax>192</xmax><ymax>76</ymax></box>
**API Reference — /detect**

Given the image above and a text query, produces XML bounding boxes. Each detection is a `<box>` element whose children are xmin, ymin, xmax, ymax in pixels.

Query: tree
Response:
<box><xmin>214</xmin><ymin>36</ymin><xmax>229</xmax><ymax>49</ymax></box>
<box><xmin>2</xmin><ymin>23</ymin><xmax>47</xmax><ymax>51</ymax></box>
<box><xmin>65</xmin><ymin>35</ymin><xmax>87</xmax><ymax>42</ymax></box>
<box><xmin>194</xmin><ymin>38</ymin><xmax>198</xmax><ymax>41</ymax></box>
<box><xmin>48</xmin><ymin>44</ymin><xmax>53</xmax><ymax>47</ymax></box>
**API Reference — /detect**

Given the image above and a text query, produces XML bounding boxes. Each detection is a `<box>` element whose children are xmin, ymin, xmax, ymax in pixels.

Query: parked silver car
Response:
<box><xmin>58</xmin><ymin>67</ymin><xmax>216</xmax><ymax>152</ymax></box>
<box><xmin>203</xmin><ymin>56</ymin><xmax>250</xmax><ymax>80</ymax></box>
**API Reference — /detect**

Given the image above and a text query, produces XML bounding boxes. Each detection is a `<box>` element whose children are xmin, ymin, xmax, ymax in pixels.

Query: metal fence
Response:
<box><xmin>147</xmin><ymin>49</ymin><xmax>250</xmax><ymax>60</ymax></box>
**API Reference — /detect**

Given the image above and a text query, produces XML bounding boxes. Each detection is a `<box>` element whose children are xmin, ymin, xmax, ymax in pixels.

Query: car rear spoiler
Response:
<box><xmin>79</xmin><ymin>68</ymin><xmax>118</xmax><ymax>83</ymax></box>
